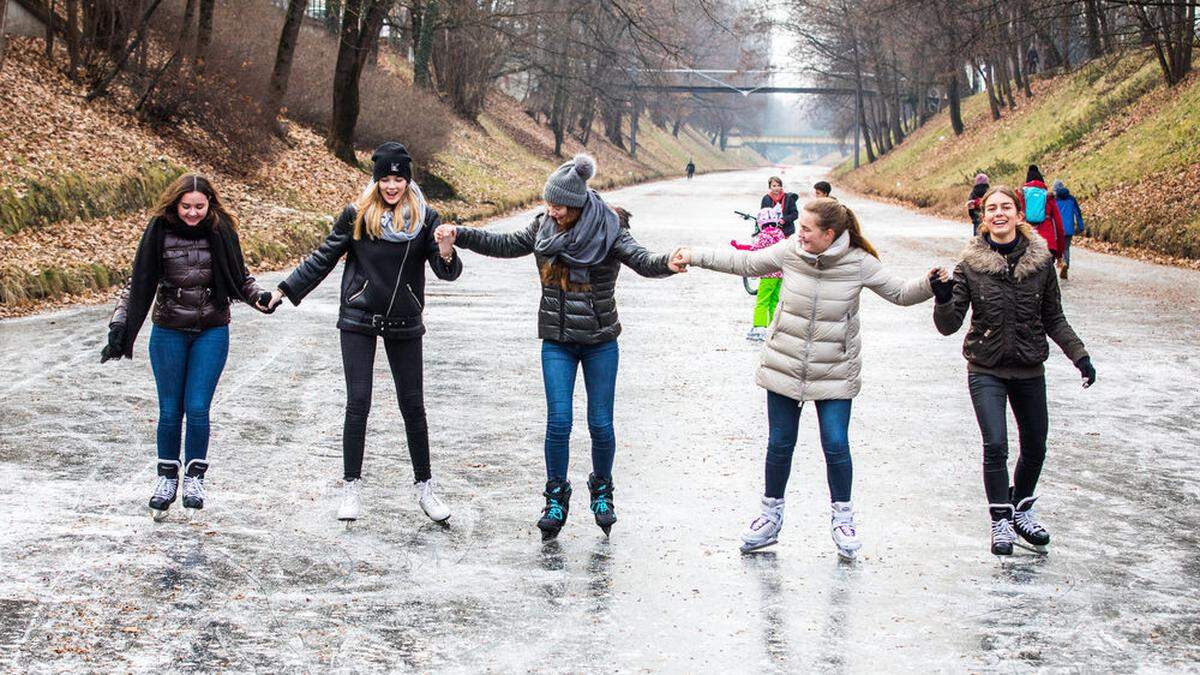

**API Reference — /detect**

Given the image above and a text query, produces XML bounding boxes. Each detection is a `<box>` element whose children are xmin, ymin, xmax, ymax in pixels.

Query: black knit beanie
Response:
<box><xmin>372</xmin><ymin>142</ymin><xmax>413</xmax><ymax>182</ymax></box>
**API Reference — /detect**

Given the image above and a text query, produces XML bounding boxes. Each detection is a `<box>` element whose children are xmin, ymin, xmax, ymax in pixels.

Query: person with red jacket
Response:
<box><xmin>1022</xmin><ymin>165</ymin><xmax>1065</xmax><ymax>259</ymax></box>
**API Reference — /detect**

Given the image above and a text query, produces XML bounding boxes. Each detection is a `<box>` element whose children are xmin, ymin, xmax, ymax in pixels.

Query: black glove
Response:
<box><xmin>100</xmin><ymin>323</ymin><xmax>126</xmax><ymax>363</ymax></box>
<box><xmin>1075</xmin><ymin>356</ymin><xmax>1096</xmax><ymax>388</ymax></box>
<box><xmin>256</xmin><ymin>291</ymin><xmax>277</xmax><ymax>314</ymax></box>
<box><xmin>929</xmin><ymin>271</ymin><xmax>954</xmax><ymax>304</ymax></box>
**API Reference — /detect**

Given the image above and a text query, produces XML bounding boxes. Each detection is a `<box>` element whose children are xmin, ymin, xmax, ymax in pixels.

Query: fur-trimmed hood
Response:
<box><xmin>960</xmin><ymin>233</ymin><xmax>1051</xmax><ymax>281</ymax></box>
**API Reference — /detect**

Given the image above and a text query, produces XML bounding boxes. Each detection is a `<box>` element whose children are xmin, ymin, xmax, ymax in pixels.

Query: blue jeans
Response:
<box><xmin>1063</xmin><ymin>235</ymin><xmax>1073</xmax><ymax>267</ymax></box>
<box><xmin>764</xmin><ymin>391</ymin><xmax>853</xmax><ymax>501</ymax></box>
<box><xmin>148</xmin><ymin>325</ymin><xmax>229</xmax><ymax>465</ymax></box>
<box><xmin>541</xmin><ymin>339</ymin><xmax>619</xmax><ymax>481</ymax></box>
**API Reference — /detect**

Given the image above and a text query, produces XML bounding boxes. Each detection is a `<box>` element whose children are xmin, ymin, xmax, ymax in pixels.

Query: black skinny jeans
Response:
<box><xmin>340</xmin><ymin>330</ymin><xmax>430</xmax><ymax>483</ymax></box>
<box><xmin>968</xmin><ymin>373</ymin><xmax>1048</xmax><ymax>509</ymax></box>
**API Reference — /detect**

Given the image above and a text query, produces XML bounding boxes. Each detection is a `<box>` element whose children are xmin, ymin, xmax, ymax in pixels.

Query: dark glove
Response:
<box><xmin>100</xmin><ymin>323</ymin><xmax>126</xmax><ymax>363</ymax></box>
<box><xmin>256</xmin><ymin>291</ymin><xmax>277</xmax><ymax>314</ymax></box>
<box><xmin>1075</xmin><ymin>356</ymin><xmax>1096</xmax><ymax>388</ymax></box>
<box><xmin>929</xmin><ymin>271</ymin><xmax>954</xmax><ymax>304</ymax></box>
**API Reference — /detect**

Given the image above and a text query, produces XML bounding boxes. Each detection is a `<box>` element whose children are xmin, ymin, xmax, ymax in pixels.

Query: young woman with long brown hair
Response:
<box><xmin>102</xmin><ymin>173</ymin><xmax>276</xmax><ymax>520</ymax></box>
<box><xmin>673</xmin><ymin>198</ymin><xmax>940</xmax><ymax>558</ymax></box>
<box><xmin>932</xmin><ymin>186</ymin><xmax>1095</xmax><ymax>556</ymax></box>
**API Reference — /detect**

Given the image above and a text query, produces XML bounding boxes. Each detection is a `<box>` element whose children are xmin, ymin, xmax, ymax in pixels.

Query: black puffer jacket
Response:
<box><xmin>934</xmin><ymin>233</ymin><xmax>1087</xmax><ymax>378</ymax></box>
<box><xmin>760</xmin><ymin>192</ymin><xmax>799</xmax><ymax>237</ymax></box>
<box><xmin>111</xmin><ymin>226</ymin><xmax>264</xmax><ymax>331</ymax></box>
<box><xmin>278</xmin><ymin>205</ymin><xmax>461</xmax><ymax>339</ymax></box>
<box><xmin>454</xmin><ymin>210</ymin><xmax>673</xmax><ymax>344</ymax></box>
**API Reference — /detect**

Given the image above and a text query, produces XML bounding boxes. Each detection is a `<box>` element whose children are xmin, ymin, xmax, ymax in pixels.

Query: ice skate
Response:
<box><xmin>1012</xmin><ymin>495</ymin><xmax>1050</xmax><ymax>553</ymax></box>
<box><xmin>537</xmin><ymin>479</ymin><xmax>572</xmax><ymax>541</ymax></box>
<box><xmin>148</xmin><ymin>460</ymin><xmax>180</xmax><ymax>521</ymax></box>
<box><xmin>181</xmin><ymin>460</ymin><xmax>208</xmax><ymax>510</ymax></box>
<box><xmin>740</xmin><ymin>496</ymin><xmax>784</xmax><ymax>553</ymax></box>
<box><xmin>415</xmin><ymin>479</ymin><xmax>451</xmax><ymax>526</ymax></box>
<box><xmin>587</xmin><ymin>473</ymin><xmax>617</xmax><ymax>536</ymax></box>
<box><xmin>745</xmin><ymin>327</ymin><xmax>766</xmax><ymax>342</ymax></box>
<box><xmin>989</xmin><ymin>504</ymin><xmax>1016</xmax><ymax>556</ymax></box>
<box><xmin>830</xmin><ymin>501</ymin><xmax>862</xmax><ymax>561</ymax></box>
<box><xmin>338</xmin><ymin>479</ymin><xmax>362</xmax><ymax>523</ymax></box>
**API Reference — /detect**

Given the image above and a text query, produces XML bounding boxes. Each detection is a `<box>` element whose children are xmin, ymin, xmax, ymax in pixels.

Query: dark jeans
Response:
<box><xmin>541</xmin><ymin>339</ymin><xmax>619</xmax><ymax>481</ymax></box>
<box><xmin>340</xmin><ymin>330</ymin><xmax>430</xmax><ymax>482</ymax></box>
<box><xmin>148</xmin><ymin>324</ymin><xmax>229</xmax><ymax>465</ymax></box>
<box><xmin>764</xmin><ymin>391</ymin><xmax>853</xmax><ymax>501</ymax></box>
<box><xmin>1063</xmin><ymin>235</ymin><xmax>1073</xmax><ymax>267</ymax></box>
<box><xmin>968</xmin><ymin>373</ymin><xmax>1048</xmax><ymax>506</ymax></box>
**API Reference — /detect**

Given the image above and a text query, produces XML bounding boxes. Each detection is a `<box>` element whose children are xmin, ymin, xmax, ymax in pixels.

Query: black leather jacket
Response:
<box><xmin>279</xmin><ymin>205</ymin><xmax>462</xmax><ymax>339</ymax></box>
<box><xmin>454</xmin><ymin>212</ymin><xmax>673</xmax><ymax>345</ymax></box>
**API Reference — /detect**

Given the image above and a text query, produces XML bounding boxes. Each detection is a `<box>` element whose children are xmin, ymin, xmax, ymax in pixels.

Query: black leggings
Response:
<box><xmin>968</xmin><ymin>373</ymin><xmax>1048</xmax><ymax>507</ymax></box>
<box><xmin>340</xmin><ymin>330</ymin><xmax>430</xmax><ymax>482</ymax></box>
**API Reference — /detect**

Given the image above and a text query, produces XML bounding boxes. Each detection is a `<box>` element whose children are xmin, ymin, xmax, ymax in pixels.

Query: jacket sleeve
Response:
<box><xmin>1041</xmin><ymin>268</ymin><xmax>1088</xmax><ymax>363</ymax></box>
<box><xmin>278</xmin><ymin>206</ymin><xmax>354</xmax><ymax>305</ymax></box>
<box><xmin>423</xmin><ymin>209</ymin><xmax>462</xmax><ymax>281</ymax></box>
<box><xmin>454</xmin><ymin>217</ymin><xmax>538</xmax><ymax>258</ymax></box>
<box><xmin>110</xmin><ymin>279</ymin><xmax>133</xmax><ymax>326</ymax></box>
<box><xmin>933</xmin><ymin>263</ymin><xmax>971</xmax><ymax>335</ymax></box>
<box><xmin>227</xmin><ymin>226</ymin><xmax>267</xmax><ymax>306</ymax></box>
<box><xmin>860</xmin><ymin>254</ymin><xmax>933</xmax><ymax>306</ymax></box>
<box><xmin>760</xmin><ymin>194</ymin><xmax>772</xmax><ymax>209</ymax></box>
<box><xmin>1073</xmin><ymin>199</ymin><xmax>1085</xmax><ymax>234</ymax></box>
<box><xmin>693</xmin><ymin>240</ymin><xmax>786</xmax><ymax>277</ymax></box>
<box><xmin>781</xmin><ymin>194</ymin><xmax>799</xmax><ymax>228</ymax></box>
<box><xmin>611</xmin><ymin>229</ymin><xmax>674</xmax><ymax>278</ymax></box>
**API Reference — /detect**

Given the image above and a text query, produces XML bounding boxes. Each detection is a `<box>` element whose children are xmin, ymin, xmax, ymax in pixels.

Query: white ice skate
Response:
<box><xmin>415</xmin><ymin>479</ymin><xmax>451</xmax><ymax>526</ymax></box>
<box><xmin>338</xmin><ymin>479</ymin><xmax>362</xmax><ymax>522</ymax></box>
<box><xmin>745</xmin><ymin>327</ymin><xmax>766</xmax><ymax>342</ymax></box>
<box><xmin>740</xmin><ymin>496</ymin><xmax>784</xmax><ymax>553</ymax></box>
<box><xmin>831</xmin><ymin>501</ymin><xmax>862</xmax><ymax>561</ymax></box>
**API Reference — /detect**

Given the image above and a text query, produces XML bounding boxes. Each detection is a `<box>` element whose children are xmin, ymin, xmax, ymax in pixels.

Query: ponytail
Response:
<box><xmin>803</xmin><ymin>198</ymin><xmax>879</xmax><ymax>259</ymax></box>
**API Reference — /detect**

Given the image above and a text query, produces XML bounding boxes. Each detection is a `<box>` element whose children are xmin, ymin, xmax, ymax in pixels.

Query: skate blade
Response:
<box><xmin>836</xmin><ymin>548</ymin><xmax>858</xmax><ymax>562</ymax></box>
<box><xmin>149</xmin><ymin>508</ymin><xmax>169</xmax><ymax>522</ymax></box>
<box><xmin>740</xmin><ymin>538</ymin><xmax>778</xmax><ymax>554</ymax></box>
<box><xmin>600</xmin><ymin>525</ymin><xmax>611</xmax><ymax>537</ymax></box>
<box><xmin>540</xmin><ymin>528</ymin><xmax>560</xmax><ymax>542</ymax></box>
<box><xmin>1014</xmin><ymin>541</ymin><xmax>1048</xmax><ymax>555</ymax></box>
<box><xmin>434</xmin><ymin>517</ymin><xmax>451</xmax><ymax>530</ymax></box>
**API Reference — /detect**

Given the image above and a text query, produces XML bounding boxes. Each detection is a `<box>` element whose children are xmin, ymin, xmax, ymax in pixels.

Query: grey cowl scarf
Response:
<box><xmin>533</xmin><ymin>189</ymin><xmax>620</xmax><ymax>284</ymax></box>
<box><xmin>372</xmin><ymin>180</ymin><xmax>428</xmax><ymax>243</ymax></box>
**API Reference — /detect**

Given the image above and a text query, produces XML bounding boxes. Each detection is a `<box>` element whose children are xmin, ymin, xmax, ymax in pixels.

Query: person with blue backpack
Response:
<box><xmin>1052</xmin><ymin>180</ymin><xmax>1085</xmax><ymax>280</ymax></box>
<box><xmin>1022</xmin><ymin>166</ymin><xmax>1065</xmax><ymax>261</ymax></box>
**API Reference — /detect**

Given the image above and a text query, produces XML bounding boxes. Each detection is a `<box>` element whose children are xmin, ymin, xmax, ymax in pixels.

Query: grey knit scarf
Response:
<box><xmin>377</xmin><ymin>181</ymin><xmax>428</xmax><ymax>243</ymax></box>
<box><xmin>533</xmin><ymin>189</ymin><xmax>620</xmax><ymax>284</ymax></box>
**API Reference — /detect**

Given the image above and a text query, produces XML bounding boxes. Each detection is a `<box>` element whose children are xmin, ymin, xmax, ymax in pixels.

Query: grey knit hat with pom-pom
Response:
<box><xmin>542</xmin><ymin>154</ymin><xmax>596</xmax><ymax>208</ymax></box>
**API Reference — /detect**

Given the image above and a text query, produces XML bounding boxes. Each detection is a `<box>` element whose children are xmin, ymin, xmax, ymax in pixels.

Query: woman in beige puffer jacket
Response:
<box><xmin>676</xmin><ymin>198</ymin><xmax>937</xmax><ymax>557</ymax></box>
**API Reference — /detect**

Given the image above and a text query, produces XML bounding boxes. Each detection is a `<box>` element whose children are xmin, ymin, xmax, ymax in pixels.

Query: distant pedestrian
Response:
<box><xmin>761</xmin><ymin>176</ymin><xmax>799</xmax><ymax>237</ymax></box>
<box><xmin>813</xmin><ymin>181</ymin><xmax>832</xmax><ymax>199</ymax></box>
<box><xmin>1052</xmin><ymin>180</ymin><xmax>1085</xmax><ymax>280</ymax></box>
<box><xmin>1022</xmin><ymin>165</ymin><xmax>1065</xmax><ymax>260</ymax></box>
<box><xmin>686</xmin><ymin>159</ymin><xmax>696</xmax><ymax>180</ymax></box>
<box><xmin>101</xmin><ymin>174</ymin><xmax>276</xmax><ymax>521</ymax></box>
<box><xmin>932</xmin><ymin>185</ymin><xmax>1095</xmax><ymax>557</ymax></box>
<box><xmin>1026</xmin><ymin>46</ymin><xmax>1040</xmax><ymax>74</ymax></box>
<box><xmin>966</xmin><ymin>173</ymin><xmax>990</xmax><ymax>235</ymax></box>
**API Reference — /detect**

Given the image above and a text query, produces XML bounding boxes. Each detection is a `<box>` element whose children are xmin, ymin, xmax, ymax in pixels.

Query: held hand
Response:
<box><xmin>1075</xmin><ymin>356</ymin><xmax>1096</xmax><ymax>388</ymax></box>
<box><xmin>668</xmin><ymin>246</ymin><xmax>691</xmax><ymax>274</ymax></box>
<box><xmin>929</xmin><ymin>267</ymin><xmax>953</xmax><ymax>304</ymax></box>
<box><xmin>255</xmin><ymin>291</ymin><xmax>280</xmax><ymax>314</ymax></box>
<box><xmin>100</xmin><ymin>323</ymin><xmax>126</xmax><ymax>363</ymax></box>
<box><xmin>434</xmin><ymin>223</ymin><xmax>458</xmax><ymax>246</ymax></box>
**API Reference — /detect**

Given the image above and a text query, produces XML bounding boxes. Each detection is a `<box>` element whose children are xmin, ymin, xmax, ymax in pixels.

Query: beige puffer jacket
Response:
<box><xmin>693</xmin><ymin>232</ymin><xmax>933</xmax><ymax>401</ymax></box>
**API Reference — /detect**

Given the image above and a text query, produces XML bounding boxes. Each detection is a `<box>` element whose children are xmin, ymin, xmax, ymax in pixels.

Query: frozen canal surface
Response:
<box><xmin>1</xmin><ymin>166</ymin><xmax>1198</xmax><ymax>672</ymax></box>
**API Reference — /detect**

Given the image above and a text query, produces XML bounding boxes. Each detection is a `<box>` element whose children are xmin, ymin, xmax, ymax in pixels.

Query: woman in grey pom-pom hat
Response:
<box><xmin>435</xmin><ymin>154</ymin><xmax>686</xmax><ymax>541</ymax></box>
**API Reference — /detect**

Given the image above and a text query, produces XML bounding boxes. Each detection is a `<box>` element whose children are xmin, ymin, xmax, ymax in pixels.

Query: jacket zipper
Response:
<box><xmin>348</xmin><ymin>279</ymin><xmax>369</xmax><ymax>303</ymax></box>
<box><xmin>384</xmin><ymin>240</ymin><xmax>414</xmax><ymax>317</ymax></box>
<box><xmin>801</xmin><ymin>262</ymin><xmax>822</xmax><ymax>394</ymax></box>
<box><xmin>406</xmin><ymin>283</ymin><xmax>423</xmax><ymax>311</ymax></box>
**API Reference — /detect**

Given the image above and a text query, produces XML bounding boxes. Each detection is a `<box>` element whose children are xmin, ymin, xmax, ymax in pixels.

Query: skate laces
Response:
<box><xmin>183</xmin><ymin>475</ymin><xmax>205</xmax><ymax>499</ymax></box>
<box><xmin>153</xmin><ymin>476</ymin><xmax>177</xmax><ymax>500</ymax></box>
<box><xmin>991</xmin><ymin>517</ymin><xmax>1016</xmax><ymax>543</ymax></box>
<box><xmin>545</xmin><ymin>499</ymin><xmax>564</xmax><ymax>521</ymax></box>
<box><xmin>1014</xmin><ymin>509</ymin><xmax>1043</xmax><ymax>534</ymax></box>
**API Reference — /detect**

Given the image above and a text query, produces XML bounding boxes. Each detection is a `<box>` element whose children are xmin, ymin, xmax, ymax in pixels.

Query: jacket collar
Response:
<box><xmin>960</xmin><ymin>233</ymin><xmax>1051</xmax><ymax>281</ymax></box>
<box><xmin>799</xmin><ymin>230</ymin><xmax>851</xmax><ymax>264</ymax></box>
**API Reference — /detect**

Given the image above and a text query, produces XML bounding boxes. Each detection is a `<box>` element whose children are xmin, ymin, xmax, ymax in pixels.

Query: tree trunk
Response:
<box><xmin>671</xmin><ymin>116</ymin><xmax>681</xmax><ymax>138</ymax></box>
<box><xmin>947</xmin><ymin>74</ymin><xmax>964</xmax><ymax>135</ymax></box>
<box><xmin>983</xmin><ymin>63</ymin><xmax>1002</xmax><ymax>120</ymax></box>
<box><xmin>177</xmin><ymin>0</ymin><xmax>196</xmax><ymax>75</ymax></box>
<box><xmin>327</xmin><ymin>0</ymin><xmax>389</xmax><ymax>163</ymax></box>
<box><xmin>0</xmin><ymin>0</ymin><xmax>8</xmax><ymax>75</ymax></box>
<box><xmin>630</xmin><ymin>99</ymin><xmax>642</xmax><ymax>158</ymax></box>
<box><xmin>1084</xmin><ymin>0</ymin><xmax>1101</xmax><ymax>58</ymax></box>
<box><xmin>412</xmin><ymin>0</ymin><xmax>435</xmax><ymax>90</ymax></box>
<box><xmin>65</xmin><ymin>0</ymin><xmax>80</xmax><ymax>78</ymax></box>
<box><xmin>267</xmin><ymin>0</ymin><xmax>308</xmax><ymax>127</ymax></box>
<box><xmin>194</xmin><ymin>0</ymin><xmax>213</xmax><ymax>74</ymax></box>
<box><xmin>86</xmin><ymin>0</ymin><xmax>165</xmax><ymax>100</ymax></box>
<box><xmin>45</xmin><ymin>0</ymin><xmax>57</xmax><ymax>63</ymax></box>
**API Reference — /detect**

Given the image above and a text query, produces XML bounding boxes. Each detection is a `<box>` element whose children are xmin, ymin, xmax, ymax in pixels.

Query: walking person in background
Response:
<box><xmin>686</xmin><ymin>159</ymin><xmax>696</xmax><ymax>180</ymax></box>
<box><xmin>435</xmin><ymin>155</ymin><xmax>681</xmax><ymax>541</ymax></box>
<box><xmin>266</xmin><ymin>142</ymin><xmax>462</xmax><ymax>526</ymax></box>
<box><xmin>730</xmin><ymin>208</ymin><xmax>786</xmax><ymax>342</ymax></box>
<box><xmin>101</xmin><ymin>174</ymin><xmax>276</xmax><ymax>521</ymax></box>
<box><xmin>1022</xmin><ymin>165</ymin><xmax>1065</xmax><ymax>260</ymax></box>
<box><xmin>761</xmin><ymin>176</ymin><xmax>799</xmax><ymax>237</ymax></box>
<box><xmin>966</xmin><ymin>173</ymin><xmax>990</xmax><ymax>235</ymax></box>
<box><xmin>931</xmin><ymin>186</ymin><xmax>1095</xmax><ymax>557</ymax></box>
<box><xmin>1052</xmin><ymin>180</ymin><xmax>1085</xmax><ymax>280</ymax></box>
<box><xmin>672</xmin><ymin>199</ymin><xmax>939</xmax><ymax>559</ymax></box>
<box><xmin>813</xmin><ymin>181</ymin><xmax>832</xmax><ymax>199</ymax></box>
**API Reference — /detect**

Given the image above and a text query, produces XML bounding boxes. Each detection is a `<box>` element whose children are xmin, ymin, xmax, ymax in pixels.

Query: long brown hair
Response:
<box><xmin>151</xmin><ymin>173</ymin><xmax>239</xmax><ymax>230</ymax></box>
<box><xmin>803</xmin><ymin>198</ymin><xmax>878</xmax><ymax>259</ymax></box>
<box><xmin>540</xmin><ymin>205</ymin><xmax>585</xmax><ymax>290</ymax></box>
<box><xmin>977</xmin><ymin>185</ymin><xmax>1035</xmax><ymax>240</ymax></box>
<box><xmin>352</xmin><ymin>180</ymin><xmax>424</xmax><ymax>240</ymax></box>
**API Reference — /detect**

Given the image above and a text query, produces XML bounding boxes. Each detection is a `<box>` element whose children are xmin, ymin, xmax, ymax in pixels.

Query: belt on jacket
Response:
<box><xmin>370</xmin><ymin>314</ymin><xmax>412</xmax><ymax>330</ymax></box>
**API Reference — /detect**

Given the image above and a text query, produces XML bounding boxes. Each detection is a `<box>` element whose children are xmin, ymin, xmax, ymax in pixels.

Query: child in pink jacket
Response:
<box><xmin>731</xmin><ymin>207</ymin><xmax>786</xmax><ymax>341</ymax></box>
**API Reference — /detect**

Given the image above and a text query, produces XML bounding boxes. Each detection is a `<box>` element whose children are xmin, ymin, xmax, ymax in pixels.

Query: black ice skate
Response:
<box><xmin>148</xmin><ymin>460</ymin><xmax>180</xmax><ymax>521</ymax></box>
<box><xmin>537</xmin><ymin>479</ymin><xmax>572</xmax><ymax>541</ymax></box>
<box><xmin>182</xmin><ymin>460</ymin><xmax>208</xmax><ymax>510</ymax></box>
<box><xmin>989</xmin><ymin>504</ymin><xmax>1016</xmax><ymax>556</ymax></box>
<box><xmin>587</xmin><ymin>473</ymin><xmax>617</xmax><ymax>536</ymax></box>
<box><xmin>1012</xmin><ymin>494</ymin><xmax>1050</xmax><ymax>553</ymax></box>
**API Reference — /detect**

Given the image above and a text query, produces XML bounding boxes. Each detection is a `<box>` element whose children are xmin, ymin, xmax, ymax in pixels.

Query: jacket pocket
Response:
<box><xmin>842</xmin><ymin>312</ymin><xmax>852</xmax><ymax>353</ymax></box>
<box><xmin>347</xmin><ymin>279</ymin><xmax>369</xmax><ymax>305</ymax></box>
<box><xmin>406</xmin><ymin>283</ymin><xmax>424</xmax><ymax>312</ymax></box>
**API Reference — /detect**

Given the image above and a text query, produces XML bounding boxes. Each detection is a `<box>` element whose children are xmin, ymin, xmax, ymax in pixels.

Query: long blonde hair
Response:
<box><xmin>976</xmin><ymin>186</ymin><xmax>1036</xmax><ymax>240</ymax></box>
<box><xmin>803</xmin><ymin>198</ymin><xmax>878</xmax><ymax>259</ymax></box>
<box><xmin>352</xmin><ymin>180</ymin><xmax>424</xmax><ymax>240</ymax></box>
